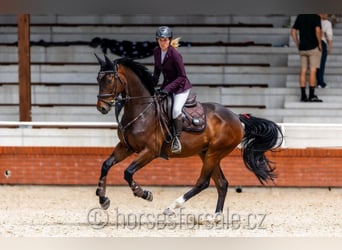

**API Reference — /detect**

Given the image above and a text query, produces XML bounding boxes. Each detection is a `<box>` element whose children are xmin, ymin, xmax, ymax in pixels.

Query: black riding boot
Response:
<box><xmin>171</xmin><ymin>115</ymin><xmax>182</xmax><ymax>153</ymax></box>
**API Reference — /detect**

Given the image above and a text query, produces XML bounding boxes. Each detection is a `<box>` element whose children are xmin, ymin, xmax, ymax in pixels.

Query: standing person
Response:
<box><xmin>153</xmin><ymin>26</ymin><xmax>192</xmax><ymax>153</ymax></box>
<box><xmin>316</xmin><ymin>13</ymin><xmax>333</xmax><ymax>88</ymax></box>
<box><xmin>291</xmin><ymin>14</ymin><xmax>323</xmax><ymax>102</ymax></box>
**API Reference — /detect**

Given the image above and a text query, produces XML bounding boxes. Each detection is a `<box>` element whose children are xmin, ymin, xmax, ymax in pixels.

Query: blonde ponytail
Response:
<box><xmin>171</xmin><ymin>37</ymin><xmax>181</xmax><ymax>49</ymax></box>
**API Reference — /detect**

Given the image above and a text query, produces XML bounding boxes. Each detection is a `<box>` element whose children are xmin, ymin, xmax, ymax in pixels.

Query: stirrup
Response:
<box><xmin>171</xmin><ymin>137</ymin><xmax>182</xmax><ymax>154</ymax></box>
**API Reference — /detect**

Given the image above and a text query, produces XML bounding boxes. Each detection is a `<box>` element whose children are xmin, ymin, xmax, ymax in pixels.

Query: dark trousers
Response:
<box><xmin>316</xmin><ymin>41</ymin><xmax>327</xmax><ymax>86</ymax></box>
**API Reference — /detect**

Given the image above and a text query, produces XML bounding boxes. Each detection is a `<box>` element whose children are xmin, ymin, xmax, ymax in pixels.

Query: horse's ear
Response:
<box><xmin>104</xmin><ymin>55</ymin><xmax>115</xmax><ymax>69</ymax></box>
<box><xmin>94</xmin><ymin>53</ymin><xmax>106</xmax><ymax>67</ymax></box>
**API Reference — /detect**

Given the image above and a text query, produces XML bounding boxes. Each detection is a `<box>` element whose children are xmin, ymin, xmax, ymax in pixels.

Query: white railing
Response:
<box><xmin>0</xmin><ymin>121</ymin><xmax>119</xmax><ymax>147</ymax></box>
<box><xmin>0</xmin><ymin>121</ymin><xmax>118</xmax><ymax>128</ymax></box>
<box><xmin>0</xmin><ymin>121</ymin><xmax>341</xmax><ymax>148</ymax></box>
<box><xmin>278</xmin><ymin>123</ymin><xmax>342</xmax><ymax>148</ymax></box>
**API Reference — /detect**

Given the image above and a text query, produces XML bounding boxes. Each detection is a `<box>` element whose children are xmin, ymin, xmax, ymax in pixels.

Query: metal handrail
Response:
<box><xmin>0</xmin><ymin>121</ymin><xmax>118</xmax><ymax>128</ymax></box>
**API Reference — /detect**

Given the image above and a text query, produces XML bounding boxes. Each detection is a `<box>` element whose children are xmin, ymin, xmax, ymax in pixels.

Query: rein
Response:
<box><xmin>117</xmin><ymin>101</ymin><xmax>154</xmax><ymax>130</ymax></box>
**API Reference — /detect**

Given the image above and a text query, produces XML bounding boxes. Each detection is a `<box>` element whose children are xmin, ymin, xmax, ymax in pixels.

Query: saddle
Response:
<box><xmin>161</xmin><ymin>92</ymin><xmax>206</xmax><ymax>133</ymax></box>
<box><xmin>182</xmin><ymin>93</ymin><xmax>206</xmax><ymax>132</ymax></box>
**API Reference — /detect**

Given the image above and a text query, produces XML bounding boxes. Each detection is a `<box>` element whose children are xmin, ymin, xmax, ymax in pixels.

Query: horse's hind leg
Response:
<box><xmin>163</xmin><ymin>152</ymin><xmax>214</xmax><ymax>215</ymax></box>
<box><xmin>163</xmin><ymin>175</ymin><xmax>211</xmax><ymax>216</ymax></box>
<box><xmin>211</xmin><ymin>166</ymin><xmax>229</xmax><ymax>214</ymax></box>
<box><xmin>96</xmin><ymin>142</ymin><xmax>133</xmax><ymax>209</ymax></box>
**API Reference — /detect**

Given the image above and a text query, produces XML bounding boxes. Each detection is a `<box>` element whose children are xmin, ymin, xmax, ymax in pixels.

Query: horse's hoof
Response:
<box><xmin>213</xmin><ymin>212</ymin><xmax>223</xmax><ymax>223</ymax></box>
<box><xmin>190</xmin><ymin>212</ymin><xmax>223</xmax><ymax>225</ymax></box>
<box><xmin>163</xmin><ymin>207</ymin><xmax>176</xmax><ymax>216</ymax></box>
<box><xmin>143</xmin><ymin>190</ymin><xmax>153</xmax><ymax>202</ymax></box>
<box><xmin>100</xmin><ymin>198</ymin><xmax>110</xmax><ymax>210</ymax></box>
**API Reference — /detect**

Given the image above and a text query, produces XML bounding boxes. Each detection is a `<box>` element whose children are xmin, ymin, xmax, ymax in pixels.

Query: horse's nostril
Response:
<box><xmin>100</xmin><ymin>106</ymin><xmax>108</xmax><ymax>114</ymax></box>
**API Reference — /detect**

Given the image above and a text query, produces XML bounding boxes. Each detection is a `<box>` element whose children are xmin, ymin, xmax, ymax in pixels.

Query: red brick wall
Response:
<box><xmin>0</xmin><ymin>146</ymin><xmax>341</xmax><ymax>187</ymax></box>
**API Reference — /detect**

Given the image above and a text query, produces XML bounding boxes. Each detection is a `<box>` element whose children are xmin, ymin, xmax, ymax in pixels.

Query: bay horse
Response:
<box><xmin>94</xmin><ymin>54</ymin><xmax>283</xmax><ymax>216</ymax></box>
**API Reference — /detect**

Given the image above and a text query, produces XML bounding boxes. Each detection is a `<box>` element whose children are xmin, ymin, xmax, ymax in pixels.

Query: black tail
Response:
<box><xmin>239</xmin><ymin>114</ymin><xmax>283</xmax><ymax>184</ymax></box>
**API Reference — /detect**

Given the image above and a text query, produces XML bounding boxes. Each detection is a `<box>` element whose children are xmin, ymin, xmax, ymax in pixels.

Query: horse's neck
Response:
<box><xmin>122</xmin><ymin>75</ymin><xmax>154</xmax><ymax>121</ymax></box>
<box><xmin>125</xmin><ymin>73</ymin><xmax>151</xmax><ymax>99</ymax></box>
<box><xmin>121</xmin><ymin>98</ymin><xmax>155</xmax><ymax>131</ymax></box>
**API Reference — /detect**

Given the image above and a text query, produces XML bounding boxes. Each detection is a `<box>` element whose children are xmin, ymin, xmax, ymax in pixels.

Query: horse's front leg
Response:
<box><xmin>96</xmin><ymin>142</ymin><xmax>133</xmax><ymax>209</ymax></box>
<box><xmin>124</xmin><ymin>149</ymin><xmax>156</xmax><ymax>202</ymax></box>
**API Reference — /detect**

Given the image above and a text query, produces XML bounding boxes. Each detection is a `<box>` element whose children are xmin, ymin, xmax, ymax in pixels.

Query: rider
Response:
<box><xmin>152</xmin><ymin>26</ymin><xmax>192</xmax><ymax>154</ymax></box>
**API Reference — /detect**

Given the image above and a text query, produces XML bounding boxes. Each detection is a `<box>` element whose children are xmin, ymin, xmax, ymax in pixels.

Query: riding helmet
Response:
<box><xmin>156</xmin><ymin>26</ymin><xmax>172</xmax><ymax>39</ymax></box>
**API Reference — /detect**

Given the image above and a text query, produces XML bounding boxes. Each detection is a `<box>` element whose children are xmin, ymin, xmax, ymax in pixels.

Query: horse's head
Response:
<box><xmin>95</xmin><ymin>54</ymin><xmax>125</xmax><ymax>114</ymax></box>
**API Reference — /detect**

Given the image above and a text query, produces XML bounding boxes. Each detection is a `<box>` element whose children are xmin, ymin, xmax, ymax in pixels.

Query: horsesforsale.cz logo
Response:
<box><xmin>87</xmin><ymin>207</ymin><xmax>109</xmax><ymax>229</ymax></box>
<box><xmin>87</xmin><ymin>207</ymin><xmax>267</xmax><ymax>230</ymax></box>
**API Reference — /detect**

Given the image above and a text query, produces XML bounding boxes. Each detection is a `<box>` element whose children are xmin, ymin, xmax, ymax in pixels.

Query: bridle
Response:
<box><xmin>96</xmin><ymin>65</ymin><xmax>123</xmax><ymax>107</ymax></box>
<box><xmin>97</xmin><ymin>64</ymin><xmax>155</xmax><ymax>106</ymax></box>
<box><xmin>96</xmin><ymin>62</ymin><xmax>157</xmax><ymax>130</ymax></box>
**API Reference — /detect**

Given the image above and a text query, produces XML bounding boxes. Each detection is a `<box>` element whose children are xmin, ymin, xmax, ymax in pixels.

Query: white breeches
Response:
<box><xmin>172</xmin><ymin>89</ymin><xmax>190</xmax><ymax>118</ymax></box>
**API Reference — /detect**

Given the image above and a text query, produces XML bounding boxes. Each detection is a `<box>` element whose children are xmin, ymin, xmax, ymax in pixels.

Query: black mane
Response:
<box><xmin>115</xmin><ymin>57</ymin><xmax>155</xmax><ymax>95</ymax></box>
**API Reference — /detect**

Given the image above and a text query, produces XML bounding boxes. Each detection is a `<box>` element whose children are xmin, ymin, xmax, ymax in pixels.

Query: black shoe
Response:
<box><xmin>300</xmin><ymin>97</ymin><xmax>308</xmax><ymax>102</ymax></box>
<box><xmin>317</xmin><ymin>83</ymin><xmax>328</xmax><ymax>88</ymax></box>
<box><xmin>317</xmin><ymin>83</ymin><xmax>328</xmax><ymax>89</ymax></box>
<box><xmin>308</xmin><ymin>95</ymin><xmax>323</xmax><ymax>102</ymax></box>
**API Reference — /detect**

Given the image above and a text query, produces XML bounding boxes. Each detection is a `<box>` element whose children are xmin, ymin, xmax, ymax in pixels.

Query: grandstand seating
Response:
<box><xmin>0</xmin><ymin>14</ymin><xmax>342</xmax><ymax>123</ymax></box>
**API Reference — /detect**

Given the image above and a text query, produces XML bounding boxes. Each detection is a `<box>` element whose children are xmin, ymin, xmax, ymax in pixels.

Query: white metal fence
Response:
<box><xmin>1</xmin><ymin>121</ymin><xmax>342</xmax><ymax>148</ymax></box>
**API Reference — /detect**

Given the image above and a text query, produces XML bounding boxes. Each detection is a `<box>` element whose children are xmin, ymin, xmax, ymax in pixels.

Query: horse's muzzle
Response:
<box><xmin>97</xmin><ymin>100</ymin><xmax>112</xmax><ymax>114</ymax></box>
